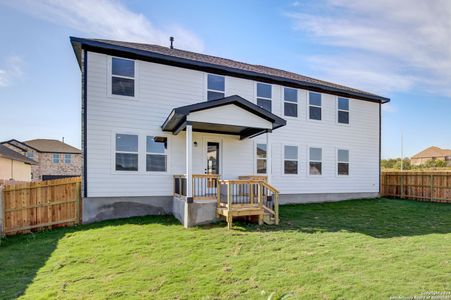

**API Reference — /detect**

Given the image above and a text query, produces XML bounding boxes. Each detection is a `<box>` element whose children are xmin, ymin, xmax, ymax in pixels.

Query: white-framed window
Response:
<box><xmin>64</xmin><ymin>154</ymin><xmax>72</xmax><ymax>164</ymax></box>
<box><xmin>256</xmin><ymin>83</ymin><xmax>272</xmax><ymax>112</ymax></box>
<box><xmin>52</xmin><ymin>153</ymin><xmax>60</xmax><ymax>164</ymax></box>
<box><xmin>146</xmin><ymin>136</ymin><xmax>168</xmax><ymax>172</ymax></box>
<box><xmin>309</xmin><ymin>92</ymin><xmax>322</xmax><ymax>120</ymax></box>
<box><xmin>115</xmin><ymin>134</ymin><xmax>138</xmax><ymax>171</ymax></box>
<box><xmin>309</xmin><ymin>147</ymin><xmax>322</xmax><ymax>175</ymax></box>
<box><xmin>284</xmin><ymin>87</ymin><xmax>298</xmax><ymax>117</ymax></box>
<box><xmin>111</xmin><ymin>57</ymin><xmax>135</xmax><ymax>97</ymax></box>
<box><xmin>207</xmin><ymin>74</ymin><xmax>225</xmax><ymax>101</ymax></box>
<box><xmin>337</xmin><ymin>97</ymin><xmax>349</xmax><ymax>124</ymax></box>
<box><xmin>26</xmin><ymin>151</ymin><xmax>33</xmax><ymax>159</ymax></box>
<box><xmin>284</xmin><ymin>145</ymin><xmax>298</xmax><ymax>174</ymax></box>
<box><xmin>256</xmin><ymin>143</ymin><xmax>267</xmax><ymax>174</ymax></box>
<box><xmin>337</xmin><ymin>149</ymin><xmax>349</xmax><ymax>176</ymax></box>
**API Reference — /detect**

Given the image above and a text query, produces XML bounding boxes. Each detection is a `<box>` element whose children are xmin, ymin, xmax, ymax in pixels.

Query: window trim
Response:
<box><xmin>146</xmin><ymin>136</ymin><xmax>168</xmax><ymax>173</ymax></box>
<box><xmin>255</xmin><ymin>142</ymin><xmax>268</xmax><ymax>175</ymax></box>
<box><xmin>282</xmin><ymin>144</ymin><xmax>299</xmax><ymax>175</ymax></box>
<box><xmin>336</xmin><ymin>148</ymin><xmax>350</xmax><ymax>177</ymax></box>
<box><xmin>308</xmin><ymin>146</ymin><xmax>323</xmax><ymax>176</ymax></box>
<box><xmin>283</xmin><ymin>87</ymin><xmax>299</xmax><ymax>118</ymax></box>
<box><xmin>52</xmin><ymin>153</ymin><xmax>60</xmax><ymax>164</ymax></box>
<box><xmin>108</xmin><ymin>56</ymin><xmax>138</xmax><ymax>100</ymax></box>
<box><xmin>308</xmin><ymin>91</ymin><xmax>322</xmax><ymax>122</ymax></box>
<box><xmin>255</xmin><ymin>82</ymin><xmax>272</xmax><ymax>112</ymax></box>
<box><xmin>206</xmin><ymin>73</ymin><xmax>226</xmax><ymax>101</ymax></box>
<box><xmin>337</xmin><ymin>97</ymin><xmax>350</xmax><ymax>125</ymax></box>
<box><xmin>114</xmin><ymin>133</ymin><xmax>139</xmax><ymax>172</ymax></box>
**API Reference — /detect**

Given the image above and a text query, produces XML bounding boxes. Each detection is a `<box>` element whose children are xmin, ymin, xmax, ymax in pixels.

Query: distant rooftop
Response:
<box><xmin>24</xmin><ymin>139</ymin><xmax>81</xmax><ymax>154</ymax></box>
<box><xmin>412</xmin><ymin>146</ymin><xmax>451</xmax><ymax>159</ymax></box>
<box><xmin>0</xmin><ymin>144</ymin><xmax>36</xmax><ymax>164</ymax></box>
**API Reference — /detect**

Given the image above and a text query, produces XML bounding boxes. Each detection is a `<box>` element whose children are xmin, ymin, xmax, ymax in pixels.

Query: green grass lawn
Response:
<box><xmin>1</xmin><ymin>198</ymin><xmax>450</xmax><ymax>300</ymax></box>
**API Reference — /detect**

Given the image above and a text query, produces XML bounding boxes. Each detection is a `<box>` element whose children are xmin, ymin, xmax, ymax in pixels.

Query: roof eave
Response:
<box><xmin>70</xmin><ymin>37</ymin><xmax>390</xmax><ymax>104</ymax></box>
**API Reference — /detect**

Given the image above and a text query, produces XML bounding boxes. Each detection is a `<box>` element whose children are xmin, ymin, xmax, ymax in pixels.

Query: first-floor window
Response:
<box><xmin>337</xmin><ymin>149</ymin><xmax>349</xmax><ymax>175</ymax></box>
<box><xmin>146</xmin><ymin>136</ymin><xmax>168</xmax><ymax>172</ymax></box>
<box><xmin>256</xmin><ymin>143</ymin><xmax>267</xmax><ymax>174</ymax></box>
<box><xmin>284</xmin><ymin>145</ymin><xmax>298</xmax><ymax>174</ymax></box>
<box><xmin>64</xmin><ymin>154</ymin><xmax>72</xmax><ymax>164</ymax></box>
<box><xmin>52</xmin><ymin>153</ymin><xmax>60</xmax><ymax>164</ymax></box>
<box><xmin>115</xmin><ymin>134</ymin><xmax>138</xmax><ymax>171</ymax></box>
<box><xmin>309</xmin><ymin>147</ymin><xmax>322</xmax><ymax>175</ymax></box>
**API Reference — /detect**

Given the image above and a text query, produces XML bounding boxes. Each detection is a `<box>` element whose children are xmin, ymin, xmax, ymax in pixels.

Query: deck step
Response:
<box><xmin>263</xmin><ymin>213</ymin><xmax>275</xmax><ymax>225</ymax></box>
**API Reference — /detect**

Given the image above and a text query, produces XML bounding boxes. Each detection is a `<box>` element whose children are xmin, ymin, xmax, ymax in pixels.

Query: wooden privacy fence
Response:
<box><xmin>381</xmin><ymin>171</ymin><xmax>451</xmax><ymax>203</ymax></box>
<box><xmin>0</xmin><ymin>177</ymin><xmax>82</xmax><ymax>236</ymax></box>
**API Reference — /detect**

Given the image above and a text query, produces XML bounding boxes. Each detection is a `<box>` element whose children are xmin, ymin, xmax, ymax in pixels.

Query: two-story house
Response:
<box><xmin>1</xmin><ymin>139</ymin><xmax>82</xmax><ymax>180</ymax></box>
<box><xmin>70</xmin><ymin>37</ymin><xmax>390</xmax><ymax>227</ymax></box>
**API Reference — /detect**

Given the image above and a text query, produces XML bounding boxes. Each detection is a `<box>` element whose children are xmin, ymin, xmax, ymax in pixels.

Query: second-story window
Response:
<box><xmin>309</xmin><ymin>92</ymin><xmax>322</xmax><ymax>120</ymax></box>
<box><xmin>338</xmin><ymin>97</ymin><xmax>349</xmax><ymax>124</ymax></box>
<box><xmin>64</xmin><ymin>154</ymin><xmax>72</xmax><ymax>164</ymax></box>
<box><xmin>284</xmin><ymin>87</ymin><xmax>298</xmax><ymax>117</ymax></box>
<box><xmin>207</xmin><ymin>74</ymin><xmax>225</xmax><ymax>101</ymax></box>
<box><xmin>257</xmin><ymin>83</ymin><xmax>272</xmax><ymax>112</ymax></box>
<box><xmin>52</xmin><ymin>153</ymin><xmax>60</xmax><ymax>164</ymax></box>
<box><xmin>111</xmin><ymin>57</ymin><xmax>135</xmax><ymax>97</ymax></box>
<box><xmin>26</xmin><ymin>151</ymin><xmax>33</xmax><ymax>159</ymax></box>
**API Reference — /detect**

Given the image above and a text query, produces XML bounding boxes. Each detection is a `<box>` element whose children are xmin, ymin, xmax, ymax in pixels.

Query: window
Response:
<box><xmin>256</xmin><ymin>143</ymin><xmax>267</xmax><ymax>174</ymax></box>
<box><xmin>52</xmin><ymin>153</ymin><xmax>60</xmax><ymax>164</ymax></box>
<box><xmin>257</xmin><ymin>83</ymin><xmax>272</xmax><ymax>112</ymax></box>
<box><xmin>338</xmin><ymin>97</ymin><xmax>349</xmax><ymax>124</ymax></box>
<box><xmin>111</xmin><ymin>57</ymin><xmax>135</xmax><ymax>97</ymax></box>
<box><xmin>26</xmin><ymin>151</ymin><xmax>33</xmax><ymax>159</ymax></box>
<box><xmin>284</xmin><ymin>145</ymin><xmax>298</xmax><ymax>174</ymax></box>
<box><xmin>207</xmin><ymin>74</ymin><xmax>225</xmax><ymax>101</ymax></box>
<box><xmin>309</xmin><ymin>92</ymin><xmax>322</xmax><ymax>120</ymax></box>
<box><xmin>284</xmin><ymin>87</ymin><xmax>298</xmax><ymax>117</ymax></box>
<box><xmin>309</xmin><ymin>147</ymin><xmax>322</xmax><ymax>175</ymax></box>
<box><xmin>64</xmin><ymin>154</ymin><xmax>72</xmax><ymax>164</ymax></box>
<box><xmin>146</xmin><ymin>136</ymin><xmax>168</xmax><ymax>172</ymax></box>
<box><xmin>337</xmin><ymin>149</ymin><xmax>349</xmax><ymax>175</ymax></box>
<box><xmin>115</xmin><ymin>134</ymin><xmax>138</xmax><ymax>171</ymax></box>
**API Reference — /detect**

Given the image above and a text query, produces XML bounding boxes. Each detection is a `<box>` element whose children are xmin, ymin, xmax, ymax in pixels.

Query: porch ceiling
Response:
<box><xmin>161</xmin><ymin>95</ymin><xmax>287</xmax><ymax>139</ymax></box>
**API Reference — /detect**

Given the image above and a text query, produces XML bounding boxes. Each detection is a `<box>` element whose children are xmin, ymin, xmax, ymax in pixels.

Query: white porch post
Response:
<box><xmin>186</xmin><ymin>122</ymin><xmax>193</xmax><ymax>201</ymax></box>
<box><xmin>266</xmin><ymin>130</ymin><xmax>272</xmax><ymax>184</ymax></box>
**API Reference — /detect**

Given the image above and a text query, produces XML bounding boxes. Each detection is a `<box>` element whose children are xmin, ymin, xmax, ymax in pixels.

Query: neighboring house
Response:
<box><xmin>1</xmin><ymin>139</ymin><xmax>82</xmax><ymax>180</ymax></box>
<box><xmin>70</xmin><ymin>37</ymin><xmax>390</xmax><ymax>225</ymax></box>
<box><xmin>0</xmin><ymin>144</ymin><xmax>36</xmax><ymax>182</ymax></box>
<box><xmin>411</xmin><ymin>146</ymin><xmax>451</xmax><ymax>166</ymax></box>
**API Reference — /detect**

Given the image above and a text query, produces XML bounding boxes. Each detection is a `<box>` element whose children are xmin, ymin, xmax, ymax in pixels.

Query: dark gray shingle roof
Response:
<box><xmin>0</xmin><ymin>144</ymin><xmax>36</xmax><ymax>164</ymax></box>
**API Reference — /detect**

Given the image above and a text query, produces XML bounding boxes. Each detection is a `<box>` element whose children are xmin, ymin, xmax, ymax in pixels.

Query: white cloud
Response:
<box><xmin>4</xmin><ymin>0</ymin><xmax>204</xmax><ymax>52</ymax></box>
<box><xmin>0</xmin><ymin>56</ymin><xmax>24</xmax><ymax>88</ymax></box>
<box><xmin>287</xmin><ymin>0</ymin><xmax>451</xmax><ymax>97</ymax></box>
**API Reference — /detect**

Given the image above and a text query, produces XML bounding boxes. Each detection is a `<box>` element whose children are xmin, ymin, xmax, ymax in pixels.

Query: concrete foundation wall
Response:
<box><xmin>83</xmin><ymin>196</ymin><xmax>173</xmax><ymax>223</ymax></box>
<box><xmin>187</xmin><ymin>200</ymin><xmax>218</xmax><ymax>227</ymax></box>
<box><xmin>279</xmin><ymin>192</ymin><xmax>379</xmax><ymax>205</ymax></box>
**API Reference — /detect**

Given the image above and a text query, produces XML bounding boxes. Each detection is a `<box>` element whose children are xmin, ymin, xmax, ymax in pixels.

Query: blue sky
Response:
<box><xmin>0</xmin><ymin>0</ymin><xmax>450</xmax><ymax>158</ymax></box>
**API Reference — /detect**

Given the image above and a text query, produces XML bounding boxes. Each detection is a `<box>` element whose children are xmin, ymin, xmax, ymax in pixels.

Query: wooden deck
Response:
<box><xmin>173</xmin><ymin>174</ymin><xmax>280</xmax><ymax>229</ymax></box>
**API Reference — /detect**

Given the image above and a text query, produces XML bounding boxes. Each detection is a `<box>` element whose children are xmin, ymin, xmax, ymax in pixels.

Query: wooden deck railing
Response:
<box><xmin>173</xmin><ymin>175</ymin><xmax>187</xmax><ymax>198</ymax></box>
<box><xmin>193</xmin><ymin>174</ymin><xmax>220</xmax><ymax>201</ymax></box>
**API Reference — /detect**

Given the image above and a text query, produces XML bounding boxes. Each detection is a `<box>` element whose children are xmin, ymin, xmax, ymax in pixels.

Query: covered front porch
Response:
<box><xmin>162</xmin><ymin>95</ymin><xmax>286</xmax><ymax>228</ymax></box>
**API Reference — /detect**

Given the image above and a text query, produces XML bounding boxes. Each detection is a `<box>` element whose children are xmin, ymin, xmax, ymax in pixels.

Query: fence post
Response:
<box><xmin>430</xmin><ymin>174</ymin><xmax>434</xmax><ymax>202</ymax></box>
<box><xmin>0</xmin><ymin>186</ymin><xmax>4</xmax><ymax>237</ymax></box>
<box><xmin>400</xmin><ymin>173</ymin><xmax>404</xmax><ymax>199</ymax></box>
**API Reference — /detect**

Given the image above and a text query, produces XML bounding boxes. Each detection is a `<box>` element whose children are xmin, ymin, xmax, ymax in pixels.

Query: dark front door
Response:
<box><xmin>206</xmin><ymin>142</ymin><xmax>220</xmax><ymax>174</ymax></box>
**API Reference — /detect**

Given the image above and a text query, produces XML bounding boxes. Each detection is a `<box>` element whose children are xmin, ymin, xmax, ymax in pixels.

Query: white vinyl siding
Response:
<box><xmin>85</xmin><ymin>51</ymin><xmax>380</xmax><ymax>197</ymax></box>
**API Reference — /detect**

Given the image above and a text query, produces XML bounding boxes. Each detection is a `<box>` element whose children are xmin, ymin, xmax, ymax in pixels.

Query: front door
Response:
<box><xmin>206</xmin><ymin>142</ymin><xmax>220</xmax><ymax>174</ymax></box>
